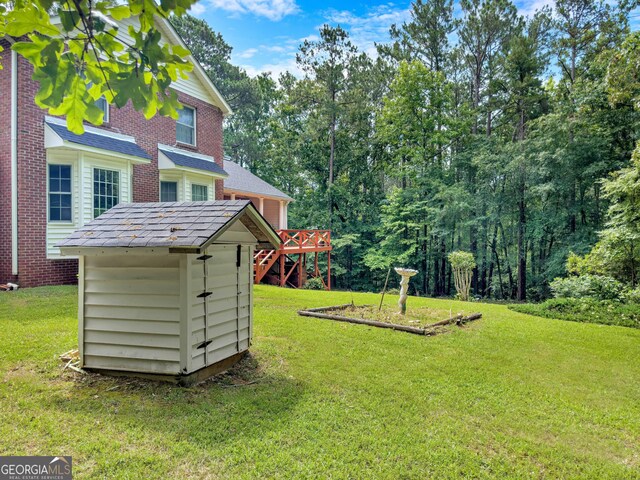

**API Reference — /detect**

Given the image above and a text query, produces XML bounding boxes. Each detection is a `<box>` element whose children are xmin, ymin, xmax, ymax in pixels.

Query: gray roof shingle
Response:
<box><xmin>46</xmin><ymin>121</ymin><xmax>151</xmax><ymax>160</ymax></box>
<box><xmin>57</xmin><ymin>200</ymin><xmax>280</xmax><ymax>251</ymax></box>
<box><xmin>223</xmin><ymin>160</ymin><xmax>293</xmax><ymax>201</ymax></box>
<box><xmin>160</xmin><ymin>147</ymin><xmax>228</xmax><ymax>176</ymax></box>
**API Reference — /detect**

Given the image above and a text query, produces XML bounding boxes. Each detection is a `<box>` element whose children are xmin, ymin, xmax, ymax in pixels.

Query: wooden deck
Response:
<box><xmin>254</xmin><ymin>229</ymin><xmax>332</xmax><ymax>289</ymax></box>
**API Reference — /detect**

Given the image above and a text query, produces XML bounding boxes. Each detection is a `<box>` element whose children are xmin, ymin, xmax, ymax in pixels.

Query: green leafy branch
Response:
<box><xmin>0</xmin><ymin>0</ymin><xmax>195</xmax><ymax>133</ymax></box>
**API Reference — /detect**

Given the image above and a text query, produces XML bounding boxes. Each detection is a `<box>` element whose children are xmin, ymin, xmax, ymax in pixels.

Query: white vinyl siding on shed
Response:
<box><xmin>81</xmin><ymin>255</ymin><xmax>182</xmax><ymax>375</ymax></box>
<box><xmin>46</xmin><ymin>150</ymin><xmax>133</xmax><ymax>258</ymax></box>
<box><xmin>189</xmin><ymin>244</ymin><xmax>252</xmax><ymax>371</ymax></box>
<box><xmin>76</xmin><ymin>224</ymin><xmax>257</xmax><ymax>376</ymax></box>
<box><xmin>67</xmin><ymin>202</ymin><xmax>274</xmax><ymax>380</ymax></box>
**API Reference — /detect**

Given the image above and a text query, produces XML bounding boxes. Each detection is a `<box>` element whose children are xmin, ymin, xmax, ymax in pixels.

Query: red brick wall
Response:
<box><xmin>2</xmin><ymin>51</ymin><xmax>225</xmax><ymax>287</ymax></box>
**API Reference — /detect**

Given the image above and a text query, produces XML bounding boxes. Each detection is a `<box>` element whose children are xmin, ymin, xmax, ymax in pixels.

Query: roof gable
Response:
<box><xmin>155</xmin><ymin>17</ymin><xmax>232</xmax><ymax>116</ymax></box>
<box><xmin>49</xmin><ymin>15</ymin><xmax>232</xmax><ymax>116</ymax></box>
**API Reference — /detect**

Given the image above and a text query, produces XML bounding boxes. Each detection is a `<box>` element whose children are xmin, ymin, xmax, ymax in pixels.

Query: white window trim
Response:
<box><xmin>176</xmin><ymin>105</ymin><xmax>197</xmax><ymax>147</ymax></box>
<box><xmin>47</xmin><ymin>163</ymin><xmax>74</xmax><ymax>224</ymax></box>
<box><xmin>191</xmin><ymin>183</ymin><xmax>208</xmax><ymax>201</ymax></box>
<box><xmin>160</xmin><ymin>180</ymin><xmax>179</xmax><ymax>202</ymax></box>
<box><xmin>92</xmin><ymin>166</ymin><xmax>121</xmax><ymax>218</ymax></box>
<box><xmin>100</xmin><ymin>98</ymin><xmax>110</xmax><ymax>123</ymax></box>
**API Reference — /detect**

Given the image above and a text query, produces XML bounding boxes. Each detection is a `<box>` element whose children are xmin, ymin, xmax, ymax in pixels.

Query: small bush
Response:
<box><xmin>622</xmin><ymin>287</ymin><xmax>640</xmax><ymax>304</ymax></box>
<box><xmin>549</xmin><ymin>274</ymin><xmax>624</xmax><ymax>301</ymax></box>
<box><xmin>510</xmin><ymin>298</ymin><xmax>640</xmax><ymax>329</ymax></box>
<box><xmin>302</xmin><ymin>276</ymin><xmax>326</xmax><ymax>290</ymax></box>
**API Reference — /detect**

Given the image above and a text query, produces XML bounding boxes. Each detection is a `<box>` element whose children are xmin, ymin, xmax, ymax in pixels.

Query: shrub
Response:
<box><xmin>622</xmin><ymin>287</ymin><xmax>640</xmax><ymax>304</ymax></box>
<box><xmin>510</xmin><ymin>298</ymin><xmax>640</xmax><ymax>329</ymax></box>
<box><xmin>302</xmin><ymin>276</ymin><xmax>326</xmax><ymax>290</ymax></box>
<box><xmin>549</xmin><ymin>274</ymin><xmax>624</xmax><ymax>301</ymax></box>
<box><xmin>448</xmin><ymin>251</ymin><xmax>476</xmax><ymax>301</ymax></box>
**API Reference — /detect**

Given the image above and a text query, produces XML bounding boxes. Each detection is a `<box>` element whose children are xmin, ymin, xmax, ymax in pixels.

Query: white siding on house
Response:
<box><xmin>46</xmin><ymin>150</ymin><xmax>81</xmax><ymax>258</ymax></box>
<box><xmin>117</xmin><ymin>17</ymin><xmax>217</xmax><ymax>106</ymax></box>
<box><xmin>47</xmin><ymin>150</ymin><xmax>133</xmax><ymax>259</ymax></box>
<box><xmin>82</xmin><ymin>254</ymin><xmax>182</xmax><ymax>375</ymax></box>
<box><xmin>159</xmin><ymin>171</ymin><xmax>216</xmax><ymax>202</ymax></box>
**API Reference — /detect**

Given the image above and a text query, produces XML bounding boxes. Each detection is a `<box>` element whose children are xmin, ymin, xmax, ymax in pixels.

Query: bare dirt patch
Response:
<box><xmin>342</xmin><ymin>304</ymin><xmax>471</xmax><ymax>328</ymax></box>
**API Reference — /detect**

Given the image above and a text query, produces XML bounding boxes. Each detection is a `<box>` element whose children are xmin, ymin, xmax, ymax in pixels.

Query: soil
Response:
<box><xmin>340</xmin><ymin>304</ymin><xmax>470</xmax><ymax>328</ymax></box>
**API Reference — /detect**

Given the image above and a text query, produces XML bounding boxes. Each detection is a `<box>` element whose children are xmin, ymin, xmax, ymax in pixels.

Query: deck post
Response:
<box><xmin>279</xmin><ymin>201</ymin><xmax>285</xmax><ymax>230</ymax></box>
<box><xmin>327</xmin><ymin>252</ymin><xmax>331</xmax><ymax>290</ymax></box>
<box><xmin>279</xmin><ymin>250</ymin><xmax>286</xmax><ymax>287</ymax></box>
<box><xmin>298</xmin><ymin>253</ymin><xmax>304</xmax><ymax>288</ymax></box>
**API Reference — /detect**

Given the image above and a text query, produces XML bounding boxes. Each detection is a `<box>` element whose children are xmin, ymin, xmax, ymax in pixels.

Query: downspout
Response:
<box><xmin>9</xmin><ymin>39</ymin><xmax>18</xmax><ymax>276</ymax></box>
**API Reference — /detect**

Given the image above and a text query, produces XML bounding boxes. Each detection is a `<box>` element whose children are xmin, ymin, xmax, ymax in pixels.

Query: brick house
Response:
<box><xmin>0</xmin><ymin>17</ymin><xmax>232</xmax><ymax>287</ymax></box>
<box><xmin>0</xmin><ymin>16</ymin><xmax>333</xmax><ymax>290</ymax></box>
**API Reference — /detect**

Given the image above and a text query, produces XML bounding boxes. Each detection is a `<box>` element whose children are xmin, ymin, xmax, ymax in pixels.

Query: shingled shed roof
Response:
<box><xmin>57</xmin><ymin>200</ymin><xmax>281</xmax><ymax>253</ymax></box>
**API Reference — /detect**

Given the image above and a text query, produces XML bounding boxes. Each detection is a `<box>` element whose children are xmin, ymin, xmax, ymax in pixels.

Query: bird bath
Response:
<box><xmin>394</xmin><ymin>267</ymin><xmax>418</xmax><ymax>315</ymax></box>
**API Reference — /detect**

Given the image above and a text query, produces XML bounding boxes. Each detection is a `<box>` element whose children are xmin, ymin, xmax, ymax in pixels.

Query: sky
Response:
<box><xmin>186</xmin><ymin>0</ymin><xmax>629</xmax><ymax>79</ymax></box>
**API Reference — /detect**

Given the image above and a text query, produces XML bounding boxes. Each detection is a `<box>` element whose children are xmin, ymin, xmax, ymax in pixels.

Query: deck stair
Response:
<box><xmin>253</xmin><ymin>229</ymin><xmax>332</xmax><ymax>289</ymax></box>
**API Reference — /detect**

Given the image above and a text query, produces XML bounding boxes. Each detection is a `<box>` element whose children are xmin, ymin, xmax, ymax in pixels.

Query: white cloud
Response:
<box><xmin>188</xmin><ymin>2</ymin><xmax>206</xmax><ymax>15</ymax></box>
<box><xmin>516</xmin><ymin>0</ymin><xmax>554</xmax><ymax>18</ymax></box>
<box><xmin>262</xmin><ymin>45</ymin><xmax>287</xmax><ymax>53</ymax></box>
<box><xmin>241</xmin><ymin>56</ymin><xmax>303</xmax><ymax>79</ymax></box>
<box><xmin>323</xmin><ymin>4</ymin><xmax>411</xmax><ymax>59</ymax></box>
<box><xmin>237</xmin><ymin>48</ymin><xmax>259</xmax><ymax>59</ymax></box>
<box><xmin>237</xmin><ymin>3</ymin><xmax>409</xmax><ymax>80</ymax></box>
<box><xmin>206</xmin><ymin>0</ymin><xmax>299</xmax><ymax>21</ymax></box>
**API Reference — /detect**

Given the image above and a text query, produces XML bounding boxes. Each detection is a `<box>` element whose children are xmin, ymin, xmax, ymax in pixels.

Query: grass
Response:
<box><xmin>0</xmin><ymin>285</ymin><xmax>639</xmax><ymax>479</ymax></box>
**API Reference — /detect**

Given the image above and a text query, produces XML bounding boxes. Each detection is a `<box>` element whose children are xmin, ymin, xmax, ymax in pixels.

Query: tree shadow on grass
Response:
<box><xmin>43</xmin><ymin>352</ymin><xmax>305</xmax><ymax>450</ymax></box>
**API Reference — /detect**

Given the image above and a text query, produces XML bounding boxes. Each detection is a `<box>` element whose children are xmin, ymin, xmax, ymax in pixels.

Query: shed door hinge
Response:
<box><xmin>197</xmin><ymin>254</ymin><xmax>213</xmax><ymax>261</ymax></box>
<box><xmin>197</xmin><ymin>340</ymin><xmax>213</xmax><ymax>350</ymax></box>
<box><xmin>197</xmin><ymin>291</ymin><xmax>212</xmax><ymax>298</ymax></box>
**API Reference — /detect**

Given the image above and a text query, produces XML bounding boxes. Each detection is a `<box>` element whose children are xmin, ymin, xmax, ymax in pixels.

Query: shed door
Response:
<box><xmin>200</xmin><ymin>244</ymin><xmax>252</xmax><ymax>367</ymax></box>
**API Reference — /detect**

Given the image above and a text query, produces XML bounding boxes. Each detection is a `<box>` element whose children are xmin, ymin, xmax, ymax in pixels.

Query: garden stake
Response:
<box><xmin>379</xmin><ymin>267</ymin><xmax>391</xmax><ymax>312</ymax></box>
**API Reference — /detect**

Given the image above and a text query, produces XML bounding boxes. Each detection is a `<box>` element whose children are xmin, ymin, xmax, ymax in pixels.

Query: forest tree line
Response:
<box><xmin>173</xmin><ymin>0</ymin><xmax>640</xmax><ymax>300</ymax></box>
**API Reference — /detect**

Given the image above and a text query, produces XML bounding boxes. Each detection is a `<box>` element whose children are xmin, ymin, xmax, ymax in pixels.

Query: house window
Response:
<box><xmin>93</xmin><ymin>168</ymin><xmax>119</xmax><ymax>218</ymax></box>
<box><xmin>49</xmin><ymin>164</ymin><xmax>72</xmax><ymax>222</ymax></box>
<box><xmin>96</xmin><ymin>97</ymin><xmax>109</xmax><ymax>122</ymax></box>
<box><xmin>160</xmin><ymin>181</ymin><xmax>178</xmax><ymax>202</ymax></box>
<box><xmin>191</xmin><ymin>184</ymin><xmax>208</xmax><ymax>201</ymax></box>
<box><xmin>176</xmin><ymin>106</ymin><xmax>196</xmax><ymax>145</ymax></box>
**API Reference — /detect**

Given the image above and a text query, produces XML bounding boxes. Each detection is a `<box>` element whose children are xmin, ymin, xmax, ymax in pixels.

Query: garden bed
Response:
<box><xmin>298</xmin><ymin>303</ymin><xmax>481</xmax><ymax>335</ymax></box>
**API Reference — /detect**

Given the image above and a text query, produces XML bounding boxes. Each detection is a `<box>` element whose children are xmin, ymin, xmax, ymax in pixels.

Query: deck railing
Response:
<box><xmin>278</xmin><ymin>229</ymin><xmax>331</xmax><ymax>250</ymax></box>
<box><xmin>253</xmin><ymin>229</ymin><xmax>332</xmax><ymax>285</ymax></box>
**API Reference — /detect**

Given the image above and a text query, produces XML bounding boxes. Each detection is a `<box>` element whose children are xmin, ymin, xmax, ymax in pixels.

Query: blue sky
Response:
<box><xmin>187</xmin><ymin>0</ymin><xmax>625</xmax><ymax>78</ymax></box>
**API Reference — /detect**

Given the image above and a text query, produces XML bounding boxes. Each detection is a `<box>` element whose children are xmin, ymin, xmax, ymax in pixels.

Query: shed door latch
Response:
<box><xmin>196</xmin><ymin>340</ymin><xmax>212</xmax><ymax>350</ymax></box>
<box><xmin>197</xmin><ymin>291</ymin><xmax>212</xmax><ymax>298</ymax></box>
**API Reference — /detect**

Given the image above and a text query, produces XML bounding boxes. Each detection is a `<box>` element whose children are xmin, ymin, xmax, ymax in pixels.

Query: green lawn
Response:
<box><xmin>1</xmin><ymin>286</ymin><xmax>639</xmax><ymax>479</ymax></box>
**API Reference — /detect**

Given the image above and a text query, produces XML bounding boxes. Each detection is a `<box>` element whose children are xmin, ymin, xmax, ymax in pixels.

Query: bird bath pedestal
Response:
<box><xmin>394</xmin><ymin>268</ymin><xmax>418</xmax><ymax>315</ymax></box>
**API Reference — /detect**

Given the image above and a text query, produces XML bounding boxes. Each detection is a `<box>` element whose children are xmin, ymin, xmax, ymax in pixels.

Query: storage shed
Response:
<box><xmin>57</xmin><ymin>200</ymin><xmax>281</xmax><ymax>385</ymax></box>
